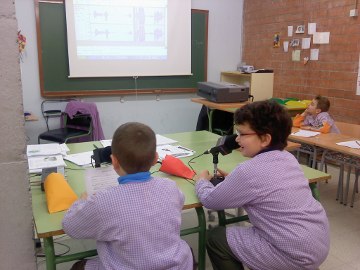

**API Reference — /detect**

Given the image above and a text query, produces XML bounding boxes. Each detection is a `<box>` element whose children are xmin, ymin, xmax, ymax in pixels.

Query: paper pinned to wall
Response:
<box><xmin>283</xmin><ymin>41</ymin><xmax>289</xmax><ymax>52</ymax></box>
<box><xmin>313</xmin><ymin>32</ymin><xmax>330</xmax><ymax>44</ymax></box>
<box><xmin>310</xmin><ymin>49</ymin><xmax>319</xmax><ymax>60</ymax></box>
<box><xmin>302</xmin><ymin>38</ymin><xmax>311</xmax><ymax>49</ymax></box>
<box><xmin>308</xmin><ymin>23</ymin><xmax>316</xmax><ymax>34</ymax></box>
<box><xmin>292</xmin><ymin>50</ymin><xmax>301</xmax><ymax>61</ymax></box>
<box><xmin>357</xmin><ymin>53</ymin><xmax>360</xmax><ymax>95</ymax></box>
<box><xmin>288</xmin><ymin>26</ymin><xmax>293</xmax><ymax>37</ymax></box>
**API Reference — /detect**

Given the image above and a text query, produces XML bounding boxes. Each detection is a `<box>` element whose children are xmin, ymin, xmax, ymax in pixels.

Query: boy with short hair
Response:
<box><xmin>293</xmin><ymin>95</ymin><xmax>340</xmax><ymax>133</ymax></box>
<box><xmin>195</xmin><ymin>101</ymin><xmax>330</xmax><ymax>270</ymax></box>
<box><xmin>63</xmin><ymin>122</ymin><xmax>193</xmax><ymax>270</ymax></box>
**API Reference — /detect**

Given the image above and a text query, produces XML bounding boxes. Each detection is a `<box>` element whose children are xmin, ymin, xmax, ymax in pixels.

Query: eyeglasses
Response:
<box><xmin>235</xmin><ymin>130</ymin><xmax>257</xmax><ymax>137</ymax></box>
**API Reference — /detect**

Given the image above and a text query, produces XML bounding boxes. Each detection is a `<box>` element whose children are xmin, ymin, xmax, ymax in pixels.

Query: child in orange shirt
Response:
<box><xmin>293</xmin><ymin>95</ymin><xmax>339</xmax><ymax>133</ymax></box>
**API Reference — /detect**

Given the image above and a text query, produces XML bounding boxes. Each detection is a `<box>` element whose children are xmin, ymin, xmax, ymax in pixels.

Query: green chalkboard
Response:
<box><xmin>35</xmin><ymin>0</ymin><xmax>208</xmax><ymax>97</ymax></box>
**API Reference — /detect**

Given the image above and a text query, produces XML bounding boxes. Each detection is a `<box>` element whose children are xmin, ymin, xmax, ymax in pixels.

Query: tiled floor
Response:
<box><xmin>37</xmin><ymin>164</ymin><xmax>360</xmax><ymax>270</ymax></box>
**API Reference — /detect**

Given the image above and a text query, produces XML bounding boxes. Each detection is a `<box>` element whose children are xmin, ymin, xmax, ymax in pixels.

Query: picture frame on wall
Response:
<box><xmin>290</xmin><ymin>39</ymin><xmax>300</xmax><ymax>47</ymax></box>
<box><xmin>296</xmin><ymin>25</ymin><xmax>305</xmax><ymax>34</ymax></box>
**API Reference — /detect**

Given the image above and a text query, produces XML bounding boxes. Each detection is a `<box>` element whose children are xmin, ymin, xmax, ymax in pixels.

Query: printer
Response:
<box><xmin>197</xmin><ymin>81</ymin><xmax>249</xmax><ymax>103</ymax></box>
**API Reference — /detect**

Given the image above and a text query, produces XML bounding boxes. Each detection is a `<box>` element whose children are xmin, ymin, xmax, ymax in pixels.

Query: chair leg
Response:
<box><xmin>343</xmin><ymin>165</ymin><xmax>352</xmax><ymax>206</ymax></box>
<box><xmin>351</xmin><ymin>168</ymin><xmax>360</xmax><ymax>207</ymax></box>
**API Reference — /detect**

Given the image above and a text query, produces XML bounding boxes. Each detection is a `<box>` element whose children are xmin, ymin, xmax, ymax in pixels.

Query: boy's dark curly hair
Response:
<box><xmin>234</xmin><ymin>100</ymin><xmax>292</xmax><ymax>150</ymax></box>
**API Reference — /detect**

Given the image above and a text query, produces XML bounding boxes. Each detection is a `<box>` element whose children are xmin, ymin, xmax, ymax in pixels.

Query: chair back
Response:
<box><xmin>65</xmin><ymin>113</ymin><xmax>92</xmax><ymax>132</ymax></box>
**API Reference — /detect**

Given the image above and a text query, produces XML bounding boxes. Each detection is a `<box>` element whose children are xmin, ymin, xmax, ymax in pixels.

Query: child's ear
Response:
<box><xmin>111</xmin><ymin>154</ymin><xmax>120</xmax><ymax>170</ymax></box>
<box><xmin>315</xmin><ymin>108</ymin><xmax>321</xmax><ymax>114</ymax></box>
<box><xmin>260</xmin><ymin>134</ymin><xmax>272</xmax><ymax>147</ymax></box>
<box><xmin>152</xmin><ymin>152</ymin><xmax>159</xmax><ymax>165</ymax></box>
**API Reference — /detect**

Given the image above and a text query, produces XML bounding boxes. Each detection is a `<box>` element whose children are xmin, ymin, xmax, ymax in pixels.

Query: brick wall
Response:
<box><xmin>242</xmin><ymin>0</ymin><xmax>360</xmax><ymax>123</ymax></box>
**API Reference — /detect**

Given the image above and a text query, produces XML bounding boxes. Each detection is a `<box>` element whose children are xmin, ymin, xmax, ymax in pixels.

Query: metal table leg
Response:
<box><xmin>44</xmin><ymin>237</ymin><xmax>56</xmax><ymax>270</ymax></box>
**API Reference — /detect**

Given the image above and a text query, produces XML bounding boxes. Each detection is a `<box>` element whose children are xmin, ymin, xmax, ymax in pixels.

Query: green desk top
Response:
<box><xmin>31</xmin><ymin>131</ymin><xmax>330</xmax><ymax>238</ymax></box>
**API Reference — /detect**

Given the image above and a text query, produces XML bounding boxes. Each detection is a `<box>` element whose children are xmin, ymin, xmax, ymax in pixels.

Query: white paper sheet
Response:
<box><xmin>292</xmin><ymin>50</ymin><xmax>301</xmax><ymax>61</ymax></box>
<box><xmin>291</xmin><ymin>130</ymin><xmax>320</xmax><ymax>137</ymax></box>
<box><xmin>283</xmin><ymin>41</ymin><xmax>289</xmax><ymax>52</ymax></box>
<box><xmin>99</xmin><ymin>134</ymin><xmax>178</xmax><ymax>148</ymax></box>
<box><xmin>155</xmin><ymin>134</ymin><xmax>178</xmax><ymax>145</ymax></box>
<box><xmin>64</xmin><ymin>151</ymin><xmax>94</xmax><ymax>166</ymax></box>
<box><xmin>310</xmin><ymin>49</ymin><xmax>319</xmax><ymax>60</ymax></box>
<box><xmin>336</xmin><ymin>140</ymin><xmax>360</xmax><ymax>149</ymax></box>
<box><xmin>308</xmin><ymin>23</ymin><xmax>316</xmax><ymax>34</ymax></box>
<box><xmin>288</xmin><ymin>26</ymin><xmax>293</xmax><ymax>37</ymax></box>
<box><xmin>156</xmin><ymin>144</ymin><xmax>195</xmax><ymax>159</ymax></box>
<box><xmin>100</xmin><ymin>139</ymin><xmax>112</xmax><ymax>147</ymax></box>
<box><xmin>85</xmin><ymin>166</ymin><xmax>118</xmax><ymax>195</ymax></box>
<box><xmin>302</xmin><ymin>38</ymin><xmax>311</xmax><ymax>49</ymax></box>
<box><xmin>313</xmin><ymin>32</ymin><xmax>330</xmax><ymax>44</ymax></box>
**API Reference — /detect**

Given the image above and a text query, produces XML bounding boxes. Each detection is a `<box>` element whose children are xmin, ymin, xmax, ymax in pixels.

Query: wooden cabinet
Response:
<box><xmin>220</xmin><ymin>71</ymin><xmax>274</xmax><ymax>101</ymax></box>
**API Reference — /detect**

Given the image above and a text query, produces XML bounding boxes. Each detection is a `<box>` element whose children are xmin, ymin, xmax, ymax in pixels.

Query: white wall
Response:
<box><xmin>16</xmin><ymin>0</ymin><xmax>244</xmax><ymax>144</ymax></box>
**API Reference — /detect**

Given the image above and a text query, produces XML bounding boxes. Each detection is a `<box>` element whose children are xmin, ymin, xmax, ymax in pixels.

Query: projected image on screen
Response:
<box><xmin>65</xmin><ymin>0</ymin><xmax>191</xmax><ymax>78</ymax></box>
<box><xmin>74</xmin><ymin>1</ymin><xmax>168</xmax><ymax>60</ymax></box>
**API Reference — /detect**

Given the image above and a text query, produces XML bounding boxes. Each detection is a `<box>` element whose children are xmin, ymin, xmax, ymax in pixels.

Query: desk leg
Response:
<box><xmin>312</xmin><ymin>147</ymin><xmax>318</xmax><ymax>169</ymax></box>
<box><xmin>207</xmin><ymin>108</ymin><xmax>214</xmax><ymax>133</ymax></box>
<box><xmin>195</xmin><ymin>207</ymin><xmax>206</xmax><ymax>270</ymax></box>
<box><xmin>309</xmin><ymin>183</ymin><xmax>320</xmax><ymax>201</ymax></box>
<box><xmin>44</xmin><ymin>237</ymin><xmax>56</xmax><ymax>270</ymax></box>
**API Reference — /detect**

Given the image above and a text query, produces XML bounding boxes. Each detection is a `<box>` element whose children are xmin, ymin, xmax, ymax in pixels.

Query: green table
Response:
<box><xmin>31</xmin><ymin>131</ymin><xmax>330</xmax><ymax>269</ymax></box>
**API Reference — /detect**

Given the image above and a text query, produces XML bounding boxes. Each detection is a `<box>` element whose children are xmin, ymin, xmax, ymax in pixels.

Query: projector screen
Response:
<box><xmin>65</xmin><ymin>0</ymin><xmax>191</xmax><ymax>78</ymax></box>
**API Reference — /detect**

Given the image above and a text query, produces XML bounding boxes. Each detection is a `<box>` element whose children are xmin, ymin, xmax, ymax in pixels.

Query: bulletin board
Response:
<box><xmin>35</xmin><ymin>0</ymin><xmax>208</xmax><ymax>97</ymax></box>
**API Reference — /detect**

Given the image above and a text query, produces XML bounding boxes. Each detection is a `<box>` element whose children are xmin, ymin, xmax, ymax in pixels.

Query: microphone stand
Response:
<box><xmin>210</xmin><ymin>152</ymin><xmax>224</xmax><ymax>186</ymax></box>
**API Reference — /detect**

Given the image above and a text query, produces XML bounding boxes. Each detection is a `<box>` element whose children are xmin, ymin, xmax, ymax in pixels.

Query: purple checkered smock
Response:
<box><xmin>63</xmin><ymin>177</ymin><xmax>193</xmax><ymax>270</ymax></box>
<box><xmin>196</xmin><ymin>150</ymin><xmax>330</xmax><ymax>270</ymax></box>
<box><xmin>304</xmin><ymin>112</ymin><xmax>340</xmax><ymax>133</ymax></box>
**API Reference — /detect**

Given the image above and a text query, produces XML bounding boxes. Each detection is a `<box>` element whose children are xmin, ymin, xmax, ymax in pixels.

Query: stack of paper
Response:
<box><xmin>336</xmin><ymin>140</ymin><xmax>360</xmax><ymax>149</ymax></box>
<box><xmin>28</xmin><ymin>155</ymin><xmax>66</xmax><ymax>173</ymax></box>
<box><xmin>291</xmin><ymin>130</ymin><xmax>320</xmax><ymax>137</ymax></box>
<box><xmin>27</xmin><ymin>143</ymin><xmax>68</xmax><ymax>157</ymax></box>
<box><xmin>156</xmin><ymin>144</ymin><xmax>195</xmax><ymax>159</ymax></box>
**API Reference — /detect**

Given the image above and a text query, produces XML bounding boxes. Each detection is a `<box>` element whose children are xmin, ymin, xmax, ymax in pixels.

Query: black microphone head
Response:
<box><xmin>208</xmin><ymin>134</ymin><xmax>239</xmax><ymax>156</ymax></box>
<box><xmin>93</xmin><ymin>146</ymin><xmax>112</xmax><ymax>167</ymax></box>
<box><xmin>100</xmin><ymin>146</ymin><xmax>112</xmax><ymax>163</ymax></box>
<box><xmin>223</xmin><ymin>134</ymin><xmax>239</xmax><ymax>154</ymax></box>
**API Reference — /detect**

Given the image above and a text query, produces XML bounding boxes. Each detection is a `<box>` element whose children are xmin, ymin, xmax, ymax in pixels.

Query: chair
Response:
<box><xmin>38</xmin><ymin>113</ymin><xmax>93</xmax><ymax>144</ymax></box>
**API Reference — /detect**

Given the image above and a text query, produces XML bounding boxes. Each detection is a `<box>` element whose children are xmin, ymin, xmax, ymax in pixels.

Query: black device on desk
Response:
<box><xmin>92</xmin><ymin>146</ymin><xmax>112</xmax><ymax>167</ymax></box>
<box><xmin>197</xmin><ymin>81</ymin><xmax>249</xmax><ymax>103</ymax></box>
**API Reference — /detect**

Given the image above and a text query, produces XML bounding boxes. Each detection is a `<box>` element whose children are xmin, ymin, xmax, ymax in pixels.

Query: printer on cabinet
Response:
<box><xmin>197</xmin><ymin>81</ymin><xmax>249</xmax><ymax>103</ymax></box>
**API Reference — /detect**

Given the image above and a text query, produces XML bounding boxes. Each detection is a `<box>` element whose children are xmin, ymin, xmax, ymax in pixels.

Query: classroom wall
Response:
<box><xmin>17</xmin><ymin>0</ymin><xmax>244</xmax><ymax>144</ymax></box>
<box><xmin>0</xmin><ymin>1</ymin><xmax>37</xmax><ymax>269</ymax></box>
<box><xmin>242</xmin><ymin>0</ymin><xmax>360</xmax><ymax>124</ymax></box>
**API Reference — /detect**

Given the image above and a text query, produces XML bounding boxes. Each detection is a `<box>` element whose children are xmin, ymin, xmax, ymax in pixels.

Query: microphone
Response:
<box><xmin>204</xmin><ymin>134</ymin><xmax>239</xmax><ymax>156</ymax></box>
<box><xmin>92</xmin><ymin>146</ymin><xmax>112</xmax><ymax>167</ymax></box>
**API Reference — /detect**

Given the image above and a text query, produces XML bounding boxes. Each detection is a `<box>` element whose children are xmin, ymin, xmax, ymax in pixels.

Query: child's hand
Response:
<box><xmin>301</xmin><ymin>108</ymin><xmax>309</xmax><ymax>117</ymax></box>
<box><xmin>216</xmin><ymin>168</ymin><xmax>228</xmax><ymax>177</ymax></box>
<box><xmin>194</xmin><ymin>170</ymin><xmax>212</xmax><ymax>181</ymax></box>
<box><xmin>80</xmin><ymin>192</ymin><xmax>88</xmax><ymax>200</ymax></box>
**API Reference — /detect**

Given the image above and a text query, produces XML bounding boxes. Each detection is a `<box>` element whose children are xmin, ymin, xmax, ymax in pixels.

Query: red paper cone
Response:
<box><xmin>159</xmin><ymin>155</ymin><xmax>195</xmax><ymax>179</ymax></box>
